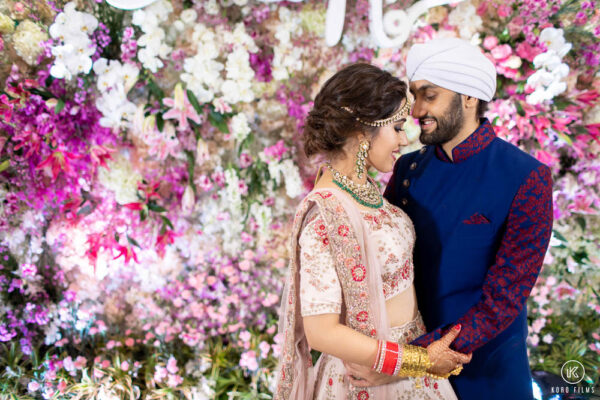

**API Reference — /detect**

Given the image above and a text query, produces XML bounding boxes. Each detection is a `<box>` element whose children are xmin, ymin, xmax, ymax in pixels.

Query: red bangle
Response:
<box><xmin>381</xmin><ymin>342</ymin><xmax>400</xmax><ymax>375</ymax></box>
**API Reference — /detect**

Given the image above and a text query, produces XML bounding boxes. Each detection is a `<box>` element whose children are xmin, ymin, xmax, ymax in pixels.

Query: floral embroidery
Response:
<box><xmin>314</xmin><ymin>219</ymin><xmax>328</xmax><ymax>237</ymax></box>
<box><xmin>356</xmin><ymin>311</ymin><xmax>368</xmax><ymax>322</ymax></box>
<box><xmin>435</xmin><ymin>118</ymin><xmax>496</xmax><ymax>163</ymax></box>
<box><xmin>338</xmin><ymin>224</ymin><xmax>349</xmax><ymax>236</ymax></box>
<box><xmin>352</xmin><ymin>264</ymin><xmax>366</xmax><ymax>281</ymax></box>
<box><xmin>357</xmin><ymin>391</ymin><xmax>369</xmax><ymax>400</ymax></box>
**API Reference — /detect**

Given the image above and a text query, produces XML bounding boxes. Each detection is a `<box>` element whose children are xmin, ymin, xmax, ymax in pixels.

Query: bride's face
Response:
<box><xmin>366</xmin><ymin>117</ymin><xmax>408</xmax><ymax>174</ymax></box>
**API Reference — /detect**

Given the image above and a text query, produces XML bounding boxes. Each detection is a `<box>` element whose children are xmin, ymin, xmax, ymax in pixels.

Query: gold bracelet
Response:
<box><xmin>397</xmin><ymin>345</ymin><xmax>432</xmax><ymax>378</ymax></box>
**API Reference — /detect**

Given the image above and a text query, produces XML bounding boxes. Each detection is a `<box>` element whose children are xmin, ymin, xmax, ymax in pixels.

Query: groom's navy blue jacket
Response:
<box><xmin>385</xmin><ymin>119</ymin><xmax>553</xmax><ymax>400</ymax></box>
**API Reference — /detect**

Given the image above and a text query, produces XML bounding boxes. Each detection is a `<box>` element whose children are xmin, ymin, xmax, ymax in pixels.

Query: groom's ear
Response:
<box><xmin>462</xmin><ymin>95</ymin><xmax>479</xmax><ymax>109</ymax></box>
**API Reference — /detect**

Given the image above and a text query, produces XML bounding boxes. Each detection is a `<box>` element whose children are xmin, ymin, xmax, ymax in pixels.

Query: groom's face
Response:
<box><xmin>409</xmin><ymin>80</ymin><xmax>465</xmax><ymax>146</ymax></box>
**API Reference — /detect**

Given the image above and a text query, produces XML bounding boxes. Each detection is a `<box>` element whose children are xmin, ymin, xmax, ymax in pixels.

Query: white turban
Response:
<box><xmin>406</xmin><ymin>38</ymin><xmax>497</xmax><ymax>102</ymax></box>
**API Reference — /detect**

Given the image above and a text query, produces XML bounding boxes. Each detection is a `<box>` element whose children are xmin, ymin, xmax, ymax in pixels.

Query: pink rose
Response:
<box><xmin>483</xmin><ymin>36</ymin><xmax>498</xmax><ymax>50</ymax></box>
<box><xmin>491</xmin><ymin>44</ymin><xmax>512</xmax><ymax>60</ymax></box>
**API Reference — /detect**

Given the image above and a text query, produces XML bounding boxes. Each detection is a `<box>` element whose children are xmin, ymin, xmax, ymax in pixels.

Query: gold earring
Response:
<box><xmin>356</xmin><ymin>140</ymin><xmax>370</xmax><ymax>179</ymax></box>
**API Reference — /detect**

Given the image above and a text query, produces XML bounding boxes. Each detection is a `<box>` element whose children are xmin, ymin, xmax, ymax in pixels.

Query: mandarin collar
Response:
<box><xmin>435</xmin><ymin>119</ymin><xmax>496</xmax><ymax>163</ymax></box>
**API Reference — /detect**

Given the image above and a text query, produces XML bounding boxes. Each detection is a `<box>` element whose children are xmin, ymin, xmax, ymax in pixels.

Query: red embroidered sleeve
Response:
<box><xmin>411</xmin><ymin>165</ymin><xmax>553</xmax><ymax>353</ymax></box>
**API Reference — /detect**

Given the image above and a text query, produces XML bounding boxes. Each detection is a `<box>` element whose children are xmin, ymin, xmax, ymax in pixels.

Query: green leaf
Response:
<box><xmin>0</xmin><ymin>159</ymin><xmax>9</xmax><ymax>173</ymax></box>
<box><xmin>161</xmin><ymin>216</ymin><xmax>174</xmax><ymax>230</ymax></box>
<box><xmin>127</xmin><ymin>235</ymin><xmax>141</xmax><ymax>248</ymax></box>
<box><xmin>556</xmin><ymin>130</ymin><xmax>573</xmax><ymax>145</ymax></box>
<box><xmin>515</xmin><ymin>101</ymin><xmax>525</xmax><ymax>117</ymax></box>
<box><xmin>156</xmin><ymin>113</ymin><xmax>165</xmax><ymax>132</ymax></box>
<box><xmin>147</xmin><ymin>202</ymin><xmax>167</xmax><ymax>213</ymax></box>
<box><xmin>55</xmin><ymin>99</ymin><xmax>65</xmax><ymax>114</ymax></box>
<box><xmin>186</xmin><ymin>89</ymin><xmax>204</xmax><ymax>115</ymax></box>
<box><xmin>552</xmin><ymin>230</ymin><xmax>568</xmax><ymax>243</ymax></box>
<box><xmin>208</xmin><ymin>109</ymin><xmax>230</xmax><ymax>133</ymax></box>
<box><xmin>147</xmin><ymin>79</ymin><xmax>164</xmax><ymax>99</ymax></box>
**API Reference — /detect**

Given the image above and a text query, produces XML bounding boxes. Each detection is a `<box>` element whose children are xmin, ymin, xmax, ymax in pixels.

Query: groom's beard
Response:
<box><xmin>419</xmin><ymin>94</ymin><xmax>464</xmax><ymax>146</ymax></box>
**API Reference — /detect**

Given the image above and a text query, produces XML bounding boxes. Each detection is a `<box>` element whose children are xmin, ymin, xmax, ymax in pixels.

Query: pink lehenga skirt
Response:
<box><xmin>311</xmin><ymin>312</ymin><xmax>458</xmax><ymax>400</ymax></box>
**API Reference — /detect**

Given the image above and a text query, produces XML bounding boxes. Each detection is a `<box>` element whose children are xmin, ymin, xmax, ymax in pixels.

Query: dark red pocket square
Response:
<box><xmin>463</xmin><ymin>213</ymin><xmax>490</xmax><ymax>224</ymax></box>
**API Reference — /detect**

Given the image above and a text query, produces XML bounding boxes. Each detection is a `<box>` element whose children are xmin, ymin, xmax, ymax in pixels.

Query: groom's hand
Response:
<box><xmin>344</xmin><ymin>361</ymin><xmax>400</xmax><ymax>387</ymax></box>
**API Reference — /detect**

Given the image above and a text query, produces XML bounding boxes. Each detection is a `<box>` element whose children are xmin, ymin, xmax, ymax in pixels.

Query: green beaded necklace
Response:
<box><xmin>326</xmin><ymin>163</ymin><xmax>383</xmax><ymax>209</ymax></box>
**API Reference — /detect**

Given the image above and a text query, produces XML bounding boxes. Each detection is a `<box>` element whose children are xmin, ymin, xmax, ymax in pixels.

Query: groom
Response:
<box><xmin>348</xmin><ymin>38</ymin><xmax>553</xmax><ymax>399</ymax></box>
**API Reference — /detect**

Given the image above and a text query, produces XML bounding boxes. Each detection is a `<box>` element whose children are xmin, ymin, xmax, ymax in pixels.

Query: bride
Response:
<box><xmin>274</xmin><ymin>63</ymin><xmax>472</xmax><ymax>399</ymax></box>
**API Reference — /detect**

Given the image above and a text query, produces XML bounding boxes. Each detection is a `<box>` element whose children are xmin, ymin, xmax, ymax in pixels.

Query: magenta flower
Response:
<box><xmin>89</xmin><ymin>144</ymin><xmax>115</xmax><ymax>170</ymax></box>
<box><xmin>113</xmin><ymin>244</ymin><xmax>139</xmax><ymax>264</ymax></box>
<box><xmin>162</xmin><ymin>83</ymin><xmax>202</xmax><ymax>132</ymax></box>
<box><xmin>35</xmin><ymin>145</ymin><xmax>83</xmax><ymax>181</ymax></box>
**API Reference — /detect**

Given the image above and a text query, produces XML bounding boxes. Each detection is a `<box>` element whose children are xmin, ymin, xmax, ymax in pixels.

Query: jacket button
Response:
<box><xmin>403</xmin><ymin>179</ymin><xmax>410</xmax><ymax>188</ymax></box>
<box><xmin>420</xmin><ymin>147</ymin><xmax>427</xmax><ymax>154</ymax></box>
<box><xmin>410</xmin><ymin>162</ymin><xmax>417</xmax><ymax>170</ymax></box>
<box><xmin>401</xmin><ymin>198</ymin><xmax>408</xmax><ymax>206</ymax></box>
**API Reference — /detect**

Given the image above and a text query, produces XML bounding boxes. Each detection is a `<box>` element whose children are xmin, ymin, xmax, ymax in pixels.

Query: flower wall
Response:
<box><xmin>0</xmin><ymin>0</ymin><xmax>598</xmax><ymax>398</ymax></box>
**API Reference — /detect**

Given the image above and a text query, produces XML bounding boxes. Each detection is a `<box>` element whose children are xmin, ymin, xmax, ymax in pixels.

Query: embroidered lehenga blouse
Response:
<box><xmin>276</xmin><ymin>188</ymin><xmax>457</xmax><ymax>400</ymax></box>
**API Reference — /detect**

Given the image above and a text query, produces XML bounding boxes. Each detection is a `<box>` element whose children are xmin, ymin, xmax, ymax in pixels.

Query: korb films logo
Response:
<box><xmin>561</xmin><ymin>360</ymin><xmax>585</xmax><ymax>384</ymax></box>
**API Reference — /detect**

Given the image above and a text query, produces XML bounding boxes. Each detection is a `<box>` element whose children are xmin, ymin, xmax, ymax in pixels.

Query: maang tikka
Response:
<box><xmin>356</xmin><ymin>140</ymin><xmax>370</xmax><ymax>179</ymax></box>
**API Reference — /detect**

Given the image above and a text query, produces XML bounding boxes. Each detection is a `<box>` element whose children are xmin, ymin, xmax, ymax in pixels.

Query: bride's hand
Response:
<box><xmin>426</xmin><ymin>324</ymin><xmax>472</xmax><ymax>376</ymax></box>
<box><xmin>344</xmin><ymin>361</ymin><xmax>399</xmax><ymax>387</ymax></box>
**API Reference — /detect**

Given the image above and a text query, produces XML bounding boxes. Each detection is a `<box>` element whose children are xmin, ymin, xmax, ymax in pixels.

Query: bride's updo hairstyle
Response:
<box><xmin>303</xmin><ymin>63</ymin><xmax>408</xmax><ymax>158</ymax></box>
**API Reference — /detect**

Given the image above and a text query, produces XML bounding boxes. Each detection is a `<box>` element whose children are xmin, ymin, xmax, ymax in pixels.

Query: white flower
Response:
<box><xmin>281</xmin><ymin>159</ymin><xmax>303</xmax><ymax>198</ymax></box>
<box><xmin>12</xmin><ymin>20</ymin><xmax>49</xmax><ymax>65</ymax></box>
<box><xmin>448</xmin><ymin>0</ymin><xmax>482</xmax><ymax>39</ymax></box>
<box><xmin>97</xmin><ymin>152</ymin><xmax>142</xmax><ymax>205</ymax></box>
<box><xmin>230</xmin><ymin>113</ymin><xmax>252</xmax><ymax>142</ymax></box>
<box><xmin>48</xmin><ymin>2</ymin><xmax>97</xmax><ymax>79</ymax></box>
<box><xmin>180</xmin><ymin>9</ymin><xmax>198</xmax><ymax>24</ymax></box>
<box><xmin>204</xmin><ymin>0</ymin><xmax>219</xmax><ymax>15</ymax></box>
<box><xmin>539</xmin><ymin>27</ymin><xmax>572</xmax><ymax>58</ymax></box>
<box><xmin>131</xmin><ymin>0</ymin><xmax>173</xmax><ymax>72</ymax></box>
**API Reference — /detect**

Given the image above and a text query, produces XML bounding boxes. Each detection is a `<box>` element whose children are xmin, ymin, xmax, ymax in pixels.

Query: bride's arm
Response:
<box><xmin>303</xmin><ymin>314</ymin><xmax>379</xmax><ymax>367</ymax></box>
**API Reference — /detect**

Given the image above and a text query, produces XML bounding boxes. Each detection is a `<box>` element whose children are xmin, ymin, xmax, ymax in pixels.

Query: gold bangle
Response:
<box><xmin>397</xmin><ymin>345</ymin><xmax>431</xmax><ymax>378</ymax></box>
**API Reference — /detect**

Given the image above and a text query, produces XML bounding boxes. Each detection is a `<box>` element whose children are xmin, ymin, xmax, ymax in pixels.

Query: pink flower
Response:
<box><xmin>20</xmin><ymin>263</ymin><xmax>37</xmax><ymax>277</ymax></box>
<box><xmin>113</xmin><ymin>244</ymin><xmax>139</xmax><ymax>264</ymax></box>
<box><xmin>263</xmin><ymin>140</ymin><xmax>288</xmax><ymax>163</ymax></box>
<box><xmin>241</xmin><ymin>232</ymin><xmax>253</xmax><ymax>243</ymax></box>
<box><xmin>35</xmin><ymin>145</ymin><xmax>83</xmax><ymax>181</ymax></box>
<box><xmin>516</xmin><ymin>41</ymin><xmax>542</xmax><ymax>62</ymax></box>
<box><xmin>259</xmin><ymin>341</ymin><xmax>271</xmax><ymax>358</ymax></box>
<box><xmin>166</xmin><ymin>356</ymin><xmax>179</xmax><ymax>374</ymax></box>
<box><xmin>483</xmin><ymin>36</ymin><xmax>498</xmax><ymax>50</ymax></box>
<box><xmin>238</xmin><ymin>180</ymin><xmax>248</xmax><ymax>196</ymax></box>
<box><xmin>167</xmin><ymin>374</ymin><xmax>183</xmax><ymax>388</ymax></box>
<box><xmin>197</xmin><ymin>175</ymin><xmax>214</xmax><ymax>191</ymax></box>
<box><xmin>89</xmin><ymin>145</ymin><xmax>115</xmax><ymax>170</ymax></box>
<box><xmin>121</xmin><ymin>361</ymin><xmax>130</xmax><ymax>371</ymax></box>
<box><xmin>531</xmin><ymin>318</ymin><xmax>546</xmax><ymax>333</ymax></box>
<box><xmin>239</xmin><ymin>152</ymin><xmax>253</xmax><ymax>168</ymax></box>
<box><xmin>74</xmin><ymin>356</ymin><xmax>87</xmax><ymax>369</ymax></box>
<box><xmin>125</xmin><ymin>338</ymin><xmax>135</xmax><ymax>347</ymax></box>
<box><xmin>239</xmin><ymin>330</ymin><xmax>251</xmax><ymax>342</ymax></box>
<box><xmin>162</xmin><ymin>83</ymin><xmax>202</xmax><ymax>132</ymax></box>
<box><xmin>262</xmin><ymin>293</ymin><xmax>279</xmax><ymax>307</ymax></box>
<box><xmin>239</xmin><ymin>350</ymin><xmax>259</xmax><ymax>371</ymax></box>
<box><xmin>554</xmin><ymin>282</ymin><xmax>579</xmax><ymax>301</ymax></box>
<box><xmin>27</xmin><ymin>381</ymin><xmax>40</xmax><ymax>392</ymax></box>
<box><xmin>239</xmin><ymin>260</ymin><xmax>253</xmax><ymax>271</ymax></box>
<box><xmin>63</xmin><ymin>356</ymin><xmax>75</xmax><ymax>372</ymax></box>
<box><xmin>567</xmin><ymin>193</ymin><xmax>595</xmax><ymax>214</ymax></box>
<box><xmin>491</xmin><ymin>44</ymin><xmax>512</xmax><ymax>60</ymax></box>
<box><xmin>154</xmin><ymin>365</ymin><xmax>167</xmax><ymax>383</ymax></box>
<box><xmin>57</xmin><ymin>380</ymin><xmax>67</xmax><ymax>393</ymax></box>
